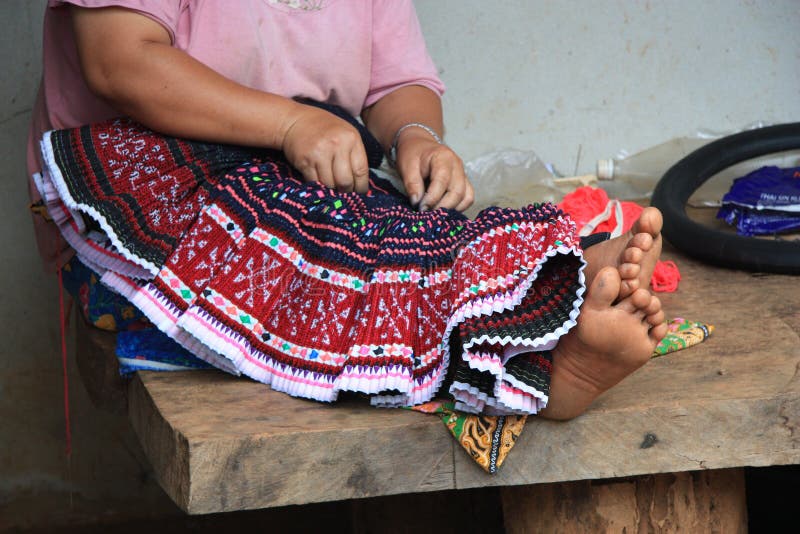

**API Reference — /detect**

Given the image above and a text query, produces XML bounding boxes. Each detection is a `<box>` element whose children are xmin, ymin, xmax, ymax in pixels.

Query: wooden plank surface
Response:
<box><xmin>126</xmin><ymin>206</ymin><xmax>800</xmax><ymax>513</ymax></box>
<box><xmin>501</xmin><ymin>469</ymin><xmax>748</xmax><ymax>534</ymax></box>
<box><xmin>455</xmin><ymin>207</ymin><xmax>800</xmax><ymax>487</ymax></box>
<box><xmin>75</xmin><ymin>318</ymin><xmax>127</xmax><ymax>414</ymax></box>
<box><xmin>128</xmin><ymin>371</ymin><xmax>455</xmax><ymax>514</ymax></box>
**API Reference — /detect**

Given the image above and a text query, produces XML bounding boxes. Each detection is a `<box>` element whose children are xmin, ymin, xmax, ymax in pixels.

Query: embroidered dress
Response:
<box><xmin>38</xmin><ymin>104</ymin><xmax>586</xmax><ymax>415</ymax></box>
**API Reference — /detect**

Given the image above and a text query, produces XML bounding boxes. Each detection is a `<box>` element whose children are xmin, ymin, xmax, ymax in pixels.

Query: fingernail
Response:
<box><xmin>420</xmin><ymin>203</ymin><xmax>429</xmax><ymax>212</ymax></box>
<box><xmin>410</xmin><ymin>193</ymin><xmax>420</xmax><ymax>206</ymax></box>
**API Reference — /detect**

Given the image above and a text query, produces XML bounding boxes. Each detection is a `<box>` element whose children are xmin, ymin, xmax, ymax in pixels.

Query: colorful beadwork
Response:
<box><xmin>39</xmin><ymin>103</ymin><xmax>586</xmax><ymax>414</ymax></box>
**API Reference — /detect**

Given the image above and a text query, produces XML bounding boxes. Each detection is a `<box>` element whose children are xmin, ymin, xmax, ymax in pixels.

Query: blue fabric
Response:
<box><xmin>61</xmin><ymin>256</ymin><xmax>150</xmax><ymax>331</ymax></box>
<box><xmin>116</xmin><ymin>329</ymin><xmax>212</xmax><ymax>376</ymax></box>
<box><xmin>61</xmin><ymin>256</ymin><xmax>211</xmax><ymax>375</ymax></box>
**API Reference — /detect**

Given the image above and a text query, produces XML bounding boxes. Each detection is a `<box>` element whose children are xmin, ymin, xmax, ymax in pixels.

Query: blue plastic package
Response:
<box><xmin>717</xmin><ymin>166</ymin><xmax>800</xmax><ymax>235</ymax></box>
<box><xmin>720</xmin><ymin>166</ymin><xmax>800</xmax><ymax>211</ymax></box>
<box><xmin>717</xmin><ymin>205</ymin><xmax>800</xmax><ymax>236</ymax></box>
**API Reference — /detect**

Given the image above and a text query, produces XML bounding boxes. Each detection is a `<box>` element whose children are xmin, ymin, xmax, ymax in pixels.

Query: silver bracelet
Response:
<box><xmin>389</xmin><ymin>122</ymin><xmax>443</xmax><ymax>166</ymax></box>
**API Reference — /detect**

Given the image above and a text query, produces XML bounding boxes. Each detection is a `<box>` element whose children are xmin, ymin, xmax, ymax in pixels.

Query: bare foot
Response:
<box><xmin>581</xmin><ymin>206</ymin><xmax>663</xmax><ymax>299</ymax></box>
<box><xmin>539</xmin><ymin>266</ymin><xmax>668</xmax><ymax>421</ymax></box>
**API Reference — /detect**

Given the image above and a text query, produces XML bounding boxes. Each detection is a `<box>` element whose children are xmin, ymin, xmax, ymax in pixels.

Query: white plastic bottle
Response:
<box><xmin>596</xmin><ymin>136</ymin><xmax>712</xmax><ymax>200</ymax></box>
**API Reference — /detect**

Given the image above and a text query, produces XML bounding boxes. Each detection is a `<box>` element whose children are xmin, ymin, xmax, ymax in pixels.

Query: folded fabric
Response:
<box><xmin>412</xmin><ymin>399</ymin><xmax>525</xmax><ymax>474</ymax></box>
<box><xmin>116</xmin><ymin>329</ymin><xmax>213</xmax><ymax>376</ymax></box>
<box><xmin>44</xmin><ymin>103</ymin><xmax>711</xmax><ymax>473</ymax></box>
<box><xmin>652</xmin><ymin>317</ymin><xmax>714</xmax><ymax>356</ymax></box>
<box><xmin>61</xmin><ymin>255</ymin><xmax>151</xmax><ymax>332</ymax></box>
<box><xmin>39</xmin><ymin>103</ymin><xmax>587</xmax><ymax>415</ymax></box>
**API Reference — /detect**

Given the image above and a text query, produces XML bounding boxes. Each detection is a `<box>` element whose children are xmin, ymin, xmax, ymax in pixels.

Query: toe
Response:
<box><xmin>645</xmin><ymin>309</ymin><xmax>665</xmax><ymax>327</ymax></box>
<box><xmin>628</xmin><ymin>232</ymin><xmax>653</xmax><ymax>252</ymax></box>
<box><xmin>630</xmin><ymin>287</ymin><xmax>652</xmax><ymax>309</ymax></box>
<box><xmin>619</xmin><ymin>278</ymin><xmax>639</xmax><ymax>299</ymax></box>
<box><xmin>617</xmin><ymin>287</ymin><xmax>651</xmax><ymax>314</ymax></box>
<box><xmin>650</xmin><ymin>321</ymin><xmax>669</xmax><ymax>343</ymax></box>
<box><xmin>618</xmin><ymin>262</ymin><xmax>640</xmax><ymax>280</ymax></box>
<box><xmin>586</xmin><ymin>266</ymin><xmax>621</xmax><ymax>308</ymax></box>
<box><xmin>622</xmin><ymin>246</ymin><xmax>644</xmax><ymax>265</ymax></box>
<box><xmin>634</xmin><ymin>207</ymin><xmax>664</xmax><ymax>238</ymax></box>
<box><xmin>642</xmin><ymin>295</ymin><xmax>662</xmax><ymax>317</ymax></box>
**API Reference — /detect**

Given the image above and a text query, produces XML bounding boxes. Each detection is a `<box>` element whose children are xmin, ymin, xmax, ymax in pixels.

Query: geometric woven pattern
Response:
<box><xmin>40</xmin><ymin>103</ymin><xmax>586</xmax><ymax>414</ymax></box>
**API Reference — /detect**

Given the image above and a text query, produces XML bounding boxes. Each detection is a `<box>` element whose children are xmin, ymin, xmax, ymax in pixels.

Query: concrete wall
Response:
<box><xmin>0</xmin><ymin>2</ymin><xmax>182</xmax><ymax>530</ymax></box>
<box><xmin>1</xmin><ymin>0</ymin><xmax>798</xmax><ymax>529</ymax></box>
<box><xmin>416</xmin><ymin>0</ymin><xmax>800</xmax><ymax>173</ymax></box>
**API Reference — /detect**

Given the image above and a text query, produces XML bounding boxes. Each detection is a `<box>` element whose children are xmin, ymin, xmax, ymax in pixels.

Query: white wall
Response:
<box><xmin>1</xmin><ymin>0</ymin><xmax>798</xmax><ymax>528</ymax></box>
<box><xmin>416</xmin><ymin>0</ymin><xmax>800</xmax><ymax>174</ymax></box>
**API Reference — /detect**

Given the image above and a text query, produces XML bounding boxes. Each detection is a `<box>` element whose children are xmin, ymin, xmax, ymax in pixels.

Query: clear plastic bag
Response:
<box><xmin>463</xmin><ymin>148</ymin><xmax>586</xmax><ymax>218</ymax></box>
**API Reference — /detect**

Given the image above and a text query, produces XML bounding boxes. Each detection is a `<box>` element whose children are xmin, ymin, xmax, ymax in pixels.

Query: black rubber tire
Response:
<box><xmin>651</xmin><ymin>122</ymin><xmax>800</xmax><ymax>274</ymax></box>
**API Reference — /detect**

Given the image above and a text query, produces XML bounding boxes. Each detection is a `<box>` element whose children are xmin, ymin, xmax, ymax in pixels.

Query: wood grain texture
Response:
<box><xmin>75</xmin><ymin>320</ymin><xmax>127</xmax><ymax>414</ymax></box>
<box><xmin>128</xmin><ymin>371</ymin><xmax>454</xmax><ymax>514</ymax></box>
<box><xmin>120</xmin><ymin>205</ymin><xmax>799</xmax><ymax>513</ymax></box>
<box><xmin>501</xmin><ymin>469</ymin><xmax>747</xmax><ymax>534</ymax></box>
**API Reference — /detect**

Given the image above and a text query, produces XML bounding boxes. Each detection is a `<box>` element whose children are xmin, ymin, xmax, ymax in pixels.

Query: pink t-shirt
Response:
<box><xmin>27</xmin><ymin>0</ymin><xmax>445</xmax><ymax>271</ymax></box>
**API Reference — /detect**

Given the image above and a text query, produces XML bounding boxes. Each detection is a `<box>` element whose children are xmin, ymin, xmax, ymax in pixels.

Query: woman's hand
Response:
<box><xmin>395</xmin><ymin>128</ymin><xmax>474</xmax><ymax>212</ymax></box>
<box><xmin>281</xmin><ymin>105</ymin><xmax>370</xmax><ymax>194</ymax></box>
<box><xmin>361</xmin><ymin>85</ymin><xmax>473</xmax><ymax>212</ymax></box>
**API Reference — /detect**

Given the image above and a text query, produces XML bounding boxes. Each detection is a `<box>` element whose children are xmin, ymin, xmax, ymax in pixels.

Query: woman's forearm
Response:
<box><xmin>71</xmin><ymin>6</ymin><xmax>301</xmax><ymax>149</ymax></box>
<box><xmin>362</xmin><ymin>84</ymin><xmax>444</xmax><ymax>153</ymax></box>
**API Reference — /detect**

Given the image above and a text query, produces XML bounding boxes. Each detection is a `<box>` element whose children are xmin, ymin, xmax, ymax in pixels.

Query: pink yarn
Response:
<box><xmin>560</xmin><ymin>187</ymin><xmax>678</xmax><ymax>292</ymax></box>
<box><xmin>651</xmin><ymin>260</ymin><xmax>681</xmax><ymax>292</ymax></box>
<box><xmin>558</xmin><ymin>186</ymin><xmax>643</xmax><ymax>234</ymax></box>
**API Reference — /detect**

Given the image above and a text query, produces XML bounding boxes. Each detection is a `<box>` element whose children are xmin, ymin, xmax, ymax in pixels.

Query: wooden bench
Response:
<box><xmin>76</xmin><ymin>207</ymin><xmax>800</xmax><ymax>531</ymax></box>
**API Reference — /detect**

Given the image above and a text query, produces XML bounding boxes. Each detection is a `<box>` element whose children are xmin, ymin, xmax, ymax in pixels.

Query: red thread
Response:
<box><xmin>651</xmin><ymin>260</ymin><xmax>681</xmax><ymax>292</ymax></box>
<box><xmin>57</xmin><ymin>268</ymin><xmax>72</xmax><ymax>458</ymax></box>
